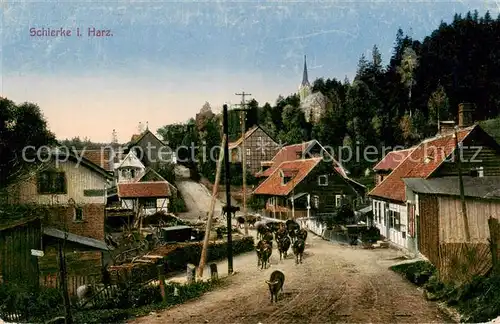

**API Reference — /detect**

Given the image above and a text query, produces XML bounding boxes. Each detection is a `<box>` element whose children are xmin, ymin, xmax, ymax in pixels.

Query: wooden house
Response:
<box><xmin>372</xmin><ymin>148</ymin><xmax>413</xmax><ymax>186</ymax></box>
<box><xmin>253</xmin><ymin>157</ymin><xmax>364</xmax><ymax>220</ymax></box>
<box><xmin>116</xmin><ymin>168</ymin><xmax>173</xmax><ymax>217</ymax></box>
<box><xmin>255</xmin><ymin>140</ymin><xmax>365</xmax><ymax>204</ymax></box>
<box><xmin>126</xmin><ymin>128</ymin><xmax>175</xmax><ymax>168</ymax></box>
<box><xmin>228</xmin><ymin>125</ymin><xmax>281</xmax><ymax>175</ymax></box>
<box><xmin>368</xmin><ymin>104</ymin><xmax>500</xmax><ymax>251</ymax></box>
<box><xmin>7</xmin><ymin>150</ymin><xmax>114</xmax><ymax>277</ymax></box>
<box><xmin>404</xmin><ymin>176</ymin><xmax>500</xmax><ymax>282</ymax></box>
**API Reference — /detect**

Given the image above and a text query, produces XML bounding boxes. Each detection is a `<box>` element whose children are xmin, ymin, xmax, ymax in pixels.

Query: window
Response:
<box><xmin>389</xmin><ymin>210</ymin><xmax>401</xmax><ymax>230</ymax></box>
<box><xmin>38</xmin><ymin>171</ymin><xmax>66</xmax><ymax>194</ymax></box>
<box><xmin>246</xmin><ymin>148</ymin><xmax>251</xmax><ymax>156</ymax></box>
<box><xmin>130</xmin><ymin>169</ymin><xmax>136</xmax><ymax>178</ymax></box>
<box><xmin>144</xmin><ymin>199</ymin><xmax>156</xmax><ymax>209</ymax></box>
<box><xmin>257</xmin><ymin>136</ymin><xmax>262</xmax><ymax>142</ymax></box>
<box><xmin>335</xmin><ymin>195</ymin><xmax>342</xmax><ymax>207</ymax></box>
<box><xmin>74</xmin><ymin>207</ymin><xmax>83</xmax><ymax>222</ymax></box>
<box><xmin>312</xmin><ymin>195</ymin><xmax>319</xmax><ymax>209</ymax></box>
<box><xmin>318</xmin><ymin>175</ymin><xmax>328</xmax><ymax>186</ymax></box>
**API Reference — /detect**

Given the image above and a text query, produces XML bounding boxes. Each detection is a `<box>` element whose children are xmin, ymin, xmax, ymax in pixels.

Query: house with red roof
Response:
<box><xmin>253</xmin><ymin>156</ymin><xmax>365</xmax><ymax>220</ymax></box>
<box><xmin>372</xmin><ymin>148</ymin><xmax>414</xmax><ymax>186</ymax></box>
<box><xmin>368</xmin><ymin>104</ymin><xmax>500</xmax><ymax>251</ymax></box>
<box><xmin>228</xmin><ymin>125</ymin><xmax>281</xmax><ymax>175</ymax></box>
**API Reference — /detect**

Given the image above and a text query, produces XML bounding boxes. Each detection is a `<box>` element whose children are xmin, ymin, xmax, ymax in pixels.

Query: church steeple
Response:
<box><xmin>298</xmin><ymin>55</ymin><xmax>311</xmax><ymax>102</ymax></box>
<box><xmin>301</xmin><ymin>55</ymin><xmax>310</xmax><ymax>87</ymax></box>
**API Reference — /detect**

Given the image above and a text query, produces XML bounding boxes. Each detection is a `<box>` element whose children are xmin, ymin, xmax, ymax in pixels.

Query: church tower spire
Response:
<box><xmin>298</xmin><ymin>55</ymin><xmax>311</xmax><ymax>102</ymax></box>
<box><xmin>301</xmin><ymin>55</ymin><xmax>310</xmax><ymax>87</ymax></box>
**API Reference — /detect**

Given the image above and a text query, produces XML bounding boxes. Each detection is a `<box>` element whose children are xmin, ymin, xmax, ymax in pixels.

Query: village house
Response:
<box><xmin>253</xmin><ymin>157</ymin><xmax>365</xmax><ymax>220</ymax></box>
<box><xmin>255</xmin><ymin>139</ymin><xmax>365</xmax><ymax>202</ymax></box>
<box><xmin>6</xmin><ymin>150</ymin><xmax>115</xmax><ymax>278</ymax></box>
<box><xmin>106</xmin><ymin>153</ymin><xmax>176</xmax><ymax>228</ymax></box>
<box><xmin>372</xmin><ymin>148</ymin><xmax>414</xmax><ymax>186</ymax></box>
<box><xmin>368</xmin><ymin>103</ymin><xmax>500</xmax><ymax>251</ymax></box>
<box><xmin>125</xmin><ymin>128</ymin><xmax>176</xmax><ymax>168</ymax></box>
<box><xmin>404</xmin><ymin>176</ymin><xmax>500</xmax><ymax>282</ymax></box>
<box><xmin>228</xmin><ymin>125</ymin><xmax>281</xmax><ymax>175</ymax></box>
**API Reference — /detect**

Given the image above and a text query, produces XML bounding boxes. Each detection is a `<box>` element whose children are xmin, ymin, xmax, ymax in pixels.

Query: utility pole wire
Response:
<box><xmin>234</xmin><ymin>91</ymin><xmax>251</xmax><ymax>236</ymax></box>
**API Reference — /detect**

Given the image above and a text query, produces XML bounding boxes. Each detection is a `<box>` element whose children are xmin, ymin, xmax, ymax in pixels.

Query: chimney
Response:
<box><xmin>438</xmin><ymin>121</ymin><xmax>456</xmax><ymax>135</ymax></box>
<box><xmin>458</xmin><ymin>103</ymin><xmax>475</xmax><ymax>128</ymax></box>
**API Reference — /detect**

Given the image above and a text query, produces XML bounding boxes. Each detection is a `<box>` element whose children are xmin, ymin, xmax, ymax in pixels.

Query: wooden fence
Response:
<box><xmin>40</xmin><ymin>273</ymin><xmax>101</xmax><ymax>296</ymax></box>
<box><xmin>437</xmin><ymin>242</ymin><xmax>492</xmax><ymax>283</ymax></box>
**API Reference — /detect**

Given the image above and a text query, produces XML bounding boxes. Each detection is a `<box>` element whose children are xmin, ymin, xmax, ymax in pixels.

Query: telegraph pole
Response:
<box><xmin>223</xmin><ymin>104</ymin><xmax>234</xmax><ymax>274</ymax></box>
<box><xmin>234</xmin><ymin>91</ymin><xmax>251</xmax><ymax>236</ymax></box>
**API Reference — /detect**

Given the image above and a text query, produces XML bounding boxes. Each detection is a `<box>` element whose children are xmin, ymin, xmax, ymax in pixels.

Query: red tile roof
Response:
<box><xmin>373</xmin><ymin>148</ymin><xmax>414</xmax><ymax>171</ymax></box>
<box><xmin>118</xmin><ymin>181</ymin><xmax>171</xmax><ymax>198</ymax></box>
<box><xmin>253</xmin><ymin>158</ymin><xmax>322</xmax><ymax>196</ymax></box>
<box><xmin>368</xmin><ymin>126</ymin><xmax>475</xmax><ymax>202</ymax></box>
<box><xmin>79</xmin><ymin>149</ymin><xmax>113</xmax><ymax>171</ymax></box>
<box><xmin>255</xmin><ymin>140</ymin><xmax>348</xmax><ymax>178</ymax></box>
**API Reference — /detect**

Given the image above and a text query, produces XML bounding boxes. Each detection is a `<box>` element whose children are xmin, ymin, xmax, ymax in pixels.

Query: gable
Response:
<box><xmin>139</xmin><ymin>169</ymin><xmax>166</xmax><ymax>182</ymax></box>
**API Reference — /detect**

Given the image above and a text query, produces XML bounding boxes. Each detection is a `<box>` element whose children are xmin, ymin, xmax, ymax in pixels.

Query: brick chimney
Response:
<box><xmin>438</xmin><ymin>121</ymin><xmax>456</xmax><ymax>135</ymax></box>
<box><xmin>458</xmin><ymin>103</ymin><xmax>475</xmax><ymax>128</ymax></box>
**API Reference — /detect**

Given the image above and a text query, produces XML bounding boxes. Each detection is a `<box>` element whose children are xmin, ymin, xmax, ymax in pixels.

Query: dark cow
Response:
<box><xmin>288</xmin><ymin>228</ymin><xmax>298</xmax><ymax>243</ymax></box>
<box><xmin>286</xmin><ymin>220</ymin><xmax>300</xmax><ymax>242</ymax></box>
<box><xmin>265</xmin><ymin>270</ymin><xmax>285</xmax><ymax>303</ymax></box>
<box><xmin>236</xmin><ymin>216</ymin><xmax>245</xmax><ymax>228</ymax></box>
<box><xmin>256</xmin><ymin>240</ymin><xmax>272</xmax><ymax>269</ymax></box>
<box><xmin>277</xmin><ymin>235</ymin><xmax>291</xmax><ymax>260</ymax></box>
<box><xmin>267</xmin><ymin>222</ymin><xmax>281</xmax><ymax>233</ymax></box>
<box><xmin>256</xmin><ymin>240</ymin><xmax>267</xmax><ymax>267</ymax></box>
<box><xmin>292</xmin><ymin>238</ymin><xmax>305</xmax><ymax>264</ymax></box>
<box><xmin>263</xmin><ymin>232</ymin><xmax>274</xmax><ymax>248</ymax></box>
<box><xmin>222</xmin><ymin>205</ymin><xmax>240</xmax><ymax>219</ymax></box>
<box><xmin>256</xmin><ymin>223</ymin><xmax>270</xmax><ymax>240</ymax></box>
<box><xmin>297</xmin><ymin>228</ymin><xmax>308</xmax><ymax>241</ymax></box>
<box><xmin>275</xmin><ymin>227</ymin><xmax>288</xmax><ymax>241</ymax></box>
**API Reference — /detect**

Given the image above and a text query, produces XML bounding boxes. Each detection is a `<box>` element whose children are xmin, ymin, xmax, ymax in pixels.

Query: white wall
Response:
<box><xmin>372</xmin><ymin>198</ymin><xmax>408</xmax><ymax>249</ymax></box>
<box><xmin>121</xmin><ymin>198</ymin><xmax>169</xmax><ymax>215</ymax></box>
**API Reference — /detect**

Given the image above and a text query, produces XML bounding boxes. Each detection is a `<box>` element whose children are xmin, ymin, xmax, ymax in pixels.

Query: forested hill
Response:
<box><xmin>159</xmin><ymin>10</ymin><xmax>500</xmax><ymax>178</ymax></box>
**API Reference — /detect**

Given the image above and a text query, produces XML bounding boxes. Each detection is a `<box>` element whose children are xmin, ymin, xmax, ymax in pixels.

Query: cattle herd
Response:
<box><xmin>255</xmin><ymin>219</ymin><xmax>307</xmax><ymax>268</ymax></box>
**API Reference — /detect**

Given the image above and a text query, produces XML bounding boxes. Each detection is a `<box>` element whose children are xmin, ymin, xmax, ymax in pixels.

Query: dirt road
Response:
<box><xmin>129</xmin><ymin>232</ymin><xmax>452</xmax><ymax>324</ymax></box>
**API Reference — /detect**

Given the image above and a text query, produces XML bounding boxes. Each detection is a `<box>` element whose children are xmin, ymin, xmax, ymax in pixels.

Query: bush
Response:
<box><xmin>390</xmin><ymin>261</ymin><xmax>436</xmax><ymax>286</ymax></box>
<box><xmin>0</xmin><ymin>284</ymin><xmax>63</xmax><ymax>322</ymax></box>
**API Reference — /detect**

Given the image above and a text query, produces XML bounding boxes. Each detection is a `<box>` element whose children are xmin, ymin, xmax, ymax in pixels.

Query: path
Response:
<box><xmin>174</xmin><ymin>164</ymin><xmax>242</xmax><ymax>223</ymax></box>
<box><xmin>129</xmin><ymin>231</ymin><xmax>453</xmax><ymax>324</ymax></box>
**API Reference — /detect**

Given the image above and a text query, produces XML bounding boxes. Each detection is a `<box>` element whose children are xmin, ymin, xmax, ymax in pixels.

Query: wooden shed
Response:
<box><xmin>0</xmin><ymin>214</ymin><xmax>42</xmax><ymax>288</ymax></box>
<box><xmin>404</xmin><ymin>176</ymin><xmax>500</xmax><ymax>283</ymax></box>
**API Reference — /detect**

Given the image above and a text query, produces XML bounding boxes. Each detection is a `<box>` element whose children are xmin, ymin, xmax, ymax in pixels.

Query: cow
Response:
<box><xmin>221</xmin><ymin>205</ymin><xmax>240</xmax><ymax>220</ymax></box>
<box><xmin>263</xmin><ymin>232</ymin><xmax>274</xmax><ymax>248</ymax></box>
<box><xmin>268</xmin><ymin>222</ymin><xmax>281</xmax><ymax>233</ymax></box>
<box><xmin>275</xmin><ymin>227</ymin><xmax>288</xmax><ymax>241</ymax></box>
<box><xmin>277</xmin><ymin>235</ymin><xmax>291</xmax><ymax>260</ymax></box>
<box><xmin>236</xmin><ymin>216</ymin><xmax>246</xmax><ymax>228</ymax></box>
<box><xmin>286</xmin><ymin>220</ymin><xmax>300</xmax><ymax>242</ymax></box>
<box><xmin>265</xmin><ymin>270</ymin><xmax>285</xmax><ymax>303</ymax></box>
<box><xmin>292</xmin><ymin>238</ymin><xmax>305</xmax><ymax>264</ymax></box>
<box><xmin>256</xmin><ymin>223</ymin><xmax>270</xmax><ymax>240</ymax></box>
<box><xmin>297</xmin><ymin>228</ymin><xmax>308</xmax><ymax>241</ymax></box>
<box><xmin>256</xmin><ymin>240</ymin><xmax>272</xmax><ymax>269</ymax></box>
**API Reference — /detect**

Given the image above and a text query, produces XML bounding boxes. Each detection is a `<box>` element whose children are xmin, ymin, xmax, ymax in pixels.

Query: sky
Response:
<box><xmin>1</xmin><ymin>0</ymin><xmax>498</xmax><ymax>143</ymax></box>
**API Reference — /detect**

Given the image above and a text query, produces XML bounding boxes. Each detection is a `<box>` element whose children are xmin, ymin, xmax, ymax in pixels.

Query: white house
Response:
<box><xmin>368</xmin><ymin>111</ymin><xmax>500</xmax><ymax>251</ymax></box>
<box><xmin>114</xmin><ymin>150</ymin><xmax>146</xmax><ymax>183</ymax></box>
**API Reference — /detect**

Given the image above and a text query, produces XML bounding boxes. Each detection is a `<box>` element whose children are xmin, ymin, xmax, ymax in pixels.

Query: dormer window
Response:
<box><xmin>296</xmin><ymin>151</ymin><xmax>302</xmax><ymax>159</ymax></box>
<box><xmin>424</xmin><ymin>156</ymin><xmax>432</xmax><ymax>164</ymax></box>
<box><xmin>280</xmin><ymin>169</ymin><xmax>295</xmax><ymax>185</ymax></box>
<box><xmin>318</xmin><ymin>175</ymin><xmax>328</xmax><ymax>186</ymax></box>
